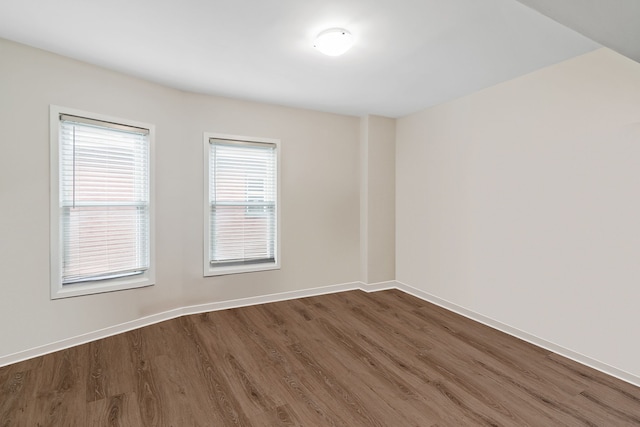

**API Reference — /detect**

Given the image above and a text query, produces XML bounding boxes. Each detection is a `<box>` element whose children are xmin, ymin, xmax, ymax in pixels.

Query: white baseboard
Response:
<box><xmin>3</xmin><ymin>279</ymin><xmax>639</xmax><ymax>389</ymax></box>
<box><xmin>0</xmin><ymin>281</ymin><xmax>362</xmax><ymax>368</ymax></box>
<box><xmin>0</xmin><ymin>307</ymin><xmax>185</xmax><ymax>369</ymax></box>
<box><xmin>394</xmin><ymin>281</ymin><xmax>640</xmax><ymax>388</ymax></box>
<box><xmin>180</xmin><ymin>281</ymin><xmax>362</xmax><ymax>316</ymax></box>
<box><xmin>360</xmin><ymin>280</ymin><xmax>398</xmax><ymax>293</ymax></box>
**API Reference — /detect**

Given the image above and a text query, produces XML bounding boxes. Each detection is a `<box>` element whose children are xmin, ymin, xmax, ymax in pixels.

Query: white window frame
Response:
<box><xmin>203</xmin><ymin>132</ymin><xmax>281</xmax><ymax>277</ymax></box>
<box><xmin>50</xmin><ymin>105</ymin><xmax>155</xmax><ymax>299</ymax></box>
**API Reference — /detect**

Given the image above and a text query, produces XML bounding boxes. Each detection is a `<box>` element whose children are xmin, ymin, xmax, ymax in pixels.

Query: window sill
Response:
<box><xmin>204</xmin><ymin>262</ymin><xmax>280</xmax><ymax>277</ymax></box>
<box><xmin>51</xmin><ymin>274</ymin><xmax>155</xmax><ymax>299</ymax></box>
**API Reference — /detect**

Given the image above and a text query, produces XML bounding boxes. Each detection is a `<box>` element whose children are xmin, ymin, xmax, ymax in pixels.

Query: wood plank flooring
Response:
<box><xmin>1</xmin><ymin>289</ymin><xmax>639</xmax><ymax>426</ymax></box>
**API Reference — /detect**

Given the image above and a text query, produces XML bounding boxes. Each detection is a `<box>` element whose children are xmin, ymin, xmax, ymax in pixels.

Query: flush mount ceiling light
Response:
<box><xmin>314</xmin><ymin>28</ymin><xmax>354</xmax><ymax>56</ymax></box>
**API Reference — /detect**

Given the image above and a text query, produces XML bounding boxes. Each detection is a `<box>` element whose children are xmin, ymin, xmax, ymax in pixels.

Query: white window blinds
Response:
<box><xmin>59</xmin><ymin>115</ymin><xmax>150</xmax><ymax>284</ymax></box>
<box><xmin>208</xmin><ymin>139</ymin><xmax>277</xmax><ymax>267</ymax></box>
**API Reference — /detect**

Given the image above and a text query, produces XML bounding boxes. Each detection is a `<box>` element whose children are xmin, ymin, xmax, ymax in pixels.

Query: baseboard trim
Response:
<box><xmin>0</xmin><ymin>281</ymin><xmax>362</xmax><ymax>368</ymax></box>
<box><xmin>181</xmin><ymin>282</ymin><xmax>362</xmax><ymax>316</ymax></box>
<box><xmin>3</xmin><ymin>279</ymin><xmax>639</xmax><ymax>388</ymax></box>
<box><xmin>394</xmin><ymin>281</ymin><xmax>640</xmax><ymax>388</ymax></box>
<box><xmin>360</xmin><ymin>280</ymin><xmax>398</xmax><ymax>293</ymax></box>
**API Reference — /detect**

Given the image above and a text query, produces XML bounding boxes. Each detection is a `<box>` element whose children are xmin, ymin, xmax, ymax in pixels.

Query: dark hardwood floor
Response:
<box><xmin>1</xmin><ymin>289</ymin><xmax>639</xmax><ymax>426</ymax></box>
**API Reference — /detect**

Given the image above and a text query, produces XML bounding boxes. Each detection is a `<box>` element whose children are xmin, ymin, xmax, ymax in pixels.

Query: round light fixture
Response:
<box><xmin>314</xmin><ymin>28</ymin><xmax>354</xmax><ymax>56</ymax></box>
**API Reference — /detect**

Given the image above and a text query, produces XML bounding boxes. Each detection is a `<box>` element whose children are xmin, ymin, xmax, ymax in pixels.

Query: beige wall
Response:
<box><xmin>0</xmin><ymin>38</ymin><xmax>360</xmax><ymax>358</ymax></box>
<box><xmin>397</xmin><ymin>48</ymin><xmax>640</xmax><ymax>378</ymax></box>
<box><xmin>360</xmin><ymin>115</ymin><xmax>396</xmax><ymax>284</ymax></box>
<box><xmin>3</xmin><ymin>35</ymin><xmax>638</xmax><ymax>383</ymax></box>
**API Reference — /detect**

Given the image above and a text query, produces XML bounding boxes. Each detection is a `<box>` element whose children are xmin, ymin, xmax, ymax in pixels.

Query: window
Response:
<box><xmin>204</xmin><ymin>133</ymin><xmax>280</xmax><ymax>276</ymax></box>
<box><xmin>50</xmin><ymin>106</ymin><xmax>154</xmax><ymax>298</ymax></box>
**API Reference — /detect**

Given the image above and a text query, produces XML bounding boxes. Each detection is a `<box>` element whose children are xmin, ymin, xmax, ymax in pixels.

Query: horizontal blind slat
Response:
<box><xmin>209</xmin><ymin>140</ymin><xmax>276</xmax><ymax>265</ymax></box>
<box><xmin>60</xmin><ymin>118</ymin><xmax>150</xmax><ymax>284</ymax></box>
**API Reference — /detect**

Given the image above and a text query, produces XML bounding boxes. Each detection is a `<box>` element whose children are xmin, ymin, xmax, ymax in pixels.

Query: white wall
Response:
<box><xmin>0</xmin><ymin>38</ymin><xmax>360</xmax><ymax>359</ymax></box>
<box><xmin>397</xmin><ymin>48</ymin><xmax>640</xmax><ymax>379</ymax></box>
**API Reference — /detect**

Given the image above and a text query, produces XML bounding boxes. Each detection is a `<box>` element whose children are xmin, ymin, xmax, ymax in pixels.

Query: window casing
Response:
<box><xmin>50</xmin><ymin>106</ymin><xmax>155</xmax><ymax>299</ymax></box>
<box><xmin>204</xmin><ymin>133</ymin><xmax>280</xmax><ymax>276</ymax></box>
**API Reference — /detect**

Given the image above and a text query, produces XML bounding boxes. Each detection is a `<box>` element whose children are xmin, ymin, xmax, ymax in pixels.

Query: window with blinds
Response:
<box><xmin>50</xmin><ymin>106</ymin><xmax>154</xmax><ymax>298</ymax></box>
<box><xmin>205</xmin><ymin>135</ymin><xmax>280</xmax><ymax>276</ymax></box>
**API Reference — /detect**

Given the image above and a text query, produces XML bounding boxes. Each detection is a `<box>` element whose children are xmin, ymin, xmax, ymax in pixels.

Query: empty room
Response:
<box><xmin>1</xmin><ymin>0</ymin><xmax>639</xmax><ymax>425</ymax></box>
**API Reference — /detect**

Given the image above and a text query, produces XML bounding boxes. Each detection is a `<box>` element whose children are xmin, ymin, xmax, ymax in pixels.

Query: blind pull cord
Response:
<box><xmin>72</xmin><ymin>125</ymin><xmax>76</xmax><ymax>209</ymax></box>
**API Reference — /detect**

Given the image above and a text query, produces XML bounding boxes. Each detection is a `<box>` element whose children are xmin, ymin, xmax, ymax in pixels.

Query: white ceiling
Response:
<box><xmin>514</xmin><ymin>0</ymin><xmax>640</xmax><ymax>64</ymax></box>
<box><xmin>0</xmin><ymin>0</ymin><xmax>614</xmax><ymax>117</ymax></box>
